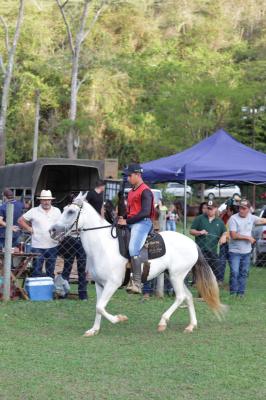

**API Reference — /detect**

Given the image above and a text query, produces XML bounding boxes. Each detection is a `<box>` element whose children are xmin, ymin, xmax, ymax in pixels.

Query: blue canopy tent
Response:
<box><xmin>141</xmin><ymin>129</ymin><xmax>266</xmax><ymax>231</ymax></box>
<box><xmin>142</xmin><ymin>129</ymin><xmax>266</xmax><ymax>183</ymax></box>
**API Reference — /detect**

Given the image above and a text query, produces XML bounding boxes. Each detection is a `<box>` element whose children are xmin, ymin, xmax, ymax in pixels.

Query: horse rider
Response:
<box><xmin>118</xmin><ymin>163</ymin><xmax>154</xmax><ymax>294</ymax></box>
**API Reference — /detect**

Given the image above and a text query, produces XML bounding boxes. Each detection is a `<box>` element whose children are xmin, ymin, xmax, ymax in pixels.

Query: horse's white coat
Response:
<box><xmin>52</xmin><ymin>193</ymin><xmax>199</xmax><ymax>335</ymax></box>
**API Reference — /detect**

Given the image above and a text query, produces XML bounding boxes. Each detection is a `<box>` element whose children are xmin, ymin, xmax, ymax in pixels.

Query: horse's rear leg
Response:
<box><xmin>183</xmin><ymin>285</ymin><xmax>197</xmax><ymax>333</ymax></box>
<box><xmin>96</xmin><ymin>282</ymin><xmax>128</xmax><ymax>324</ymax></box>
<box><xmin>158</xmin><ymin>274</ymin><xmax>186</xmax><ymax>332</ymax></box>
<box><xmin>84</xmin><ymin>282</ymin><xmax>103</xmax><ymax>337</ymax></box>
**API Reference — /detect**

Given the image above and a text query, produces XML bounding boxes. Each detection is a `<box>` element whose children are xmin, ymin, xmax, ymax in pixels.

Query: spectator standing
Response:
<box><xmin>0</xmin><ymin>189</ymin><xmax>24</xmax><ymax>248</ymax></box>
<box><xmin>166</xmin><ymin>204</ymin><xmax>178</xmax><ymax>231</ymax></box>
<box><xmin>86</xmin><ymin>180</ymin><xmax>105</xmax><ymax>216</ymax></box>
<box><xmin>21</xmin><ymin>196</ymin><xmax>32</xmax><ymax>212</ymax></box>
<box><xmin>158</xmin><ymin>200</ymin><xmax>167</xmax><ymax>231</ymax></box>
<box><xmin>228</xmin><ymin>199</ymin><xmax>266</xmax><ymax>297</ymax></box>
<box><xmin>60</xmin><ymin>193</ymin><xmax>88</xmax><ymax>300</ymax></box>
<box><xmin>190</xmin><ymin>200</ymin><xmax>227</xmax><ymax>283</ymax></box>
<box><xmin>174</xmin><ymin>201</ymin><xmax>184</xmax><ymax>221</ymax></box>
<box><xmin>18</xmin><ymin>190</ymin><xmax>61</xmax><ymax>278</ymax></box>
<box><xmin>219</xmin><ymin>200</ymin><xmax>239</xmax><ymax>285</ymax></box>
<box><xmin>198</xmin><ymin>201</ymin><xmax>208</xmax><ymax>215</ymax></box>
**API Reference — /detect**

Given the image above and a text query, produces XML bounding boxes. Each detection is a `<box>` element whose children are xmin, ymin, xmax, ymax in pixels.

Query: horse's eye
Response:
<box><xmin>67</xmin><ymin>210</ymin><xmax>75</xmax><ymax>215</ymax></box>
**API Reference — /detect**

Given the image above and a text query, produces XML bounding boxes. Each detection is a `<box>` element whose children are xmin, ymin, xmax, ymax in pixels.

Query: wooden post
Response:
<box><xmin>183</xmin><ymin>179</ymin><xmax>187</xmax><ymax>234</ymax></box>
<box><xmin>3</xmin><ymin>203</ymin><xmax>14</xmax><ymax>301</ymax></box>
<box><xmin>156</xmin><ymin>273</ymin><xmax>164</xmax><ymax>298</ymax></box>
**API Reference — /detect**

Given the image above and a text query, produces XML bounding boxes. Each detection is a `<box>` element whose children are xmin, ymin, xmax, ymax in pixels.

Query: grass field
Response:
<box><xmin>1</xmin><ymin>266</ymin><xmax>266</xmax><ymax>400</ymax></box>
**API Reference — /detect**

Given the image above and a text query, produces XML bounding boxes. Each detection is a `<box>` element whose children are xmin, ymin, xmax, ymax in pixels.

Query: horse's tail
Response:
<box><xmin>193</xmin><ymin>245</ymin><xmax>227</xmax><ymax>319</ymax></box>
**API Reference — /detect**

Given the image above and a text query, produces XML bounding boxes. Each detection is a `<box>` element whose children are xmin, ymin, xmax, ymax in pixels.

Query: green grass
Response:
<box><xmin>1</xmin><ymin>267</ymin><xmax>266</xmax><ymax>400</ymax></box>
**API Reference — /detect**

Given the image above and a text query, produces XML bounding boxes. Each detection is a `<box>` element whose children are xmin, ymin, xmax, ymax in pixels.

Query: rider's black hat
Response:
<box><xmin>124</xmin><ymin>163</ymin><xmax>143</xmax><ymax>175</ymax></box>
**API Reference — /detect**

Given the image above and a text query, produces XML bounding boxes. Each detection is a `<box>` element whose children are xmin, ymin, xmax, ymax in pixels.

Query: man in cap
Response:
<box><xmin>118</xmin><ymin>163</ymin><xmax>154</xmax><ymax>294</ymax></box>
<box><xmin>0</xmin><ymin>188</ymin><xmax>24</xmax><ymax>248</ymax></box>
<box><xmin>18</xmin><ymin>190</ymin><xmax>61</xmax><ymax>278</ymax></box>
<box><xmin>228</xmin><ymin>199</ymin><xmax>266</xmax><ymax>297</ymax></box>
<box><xmin>190</xmin><ymin>200</ymin><xmax>227</xmax><ymax>283</ymax></box>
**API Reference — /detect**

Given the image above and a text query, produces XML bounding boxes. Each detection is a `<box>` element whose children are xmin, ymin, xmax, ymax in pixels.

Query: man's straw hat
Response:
<box><xmin>37</xmin><ymin>190</ymin><xmax>55</xmax><ymax>200</ymax></box>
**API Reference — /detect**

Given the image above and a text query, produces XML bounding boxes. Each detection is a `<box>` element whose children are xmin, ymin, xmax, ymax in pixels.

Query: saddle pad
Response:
<box><xmin>147</xmin><ymin>232</ymin><xmax>166</xmax><ymax>260</ymax></box>
<box><xmin>116</xmin><ymin>226</ymin><xmax>165</xmax><ymax>260</ymax></box>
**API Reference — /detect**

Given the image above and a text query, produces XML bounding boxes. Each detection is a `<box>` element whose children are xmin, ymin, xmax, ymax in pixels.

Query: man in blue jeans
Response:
<box><xmin>0</xmin><ymin>189</ymin><xmax>24</xmax><ymax>248</ymax></box>
<box><xmin>118</xmin><ymin>163</ymin><xmax>154</xmax><ymax>294</ymax></box>
<box><xmin>18</xmin><ymin>190</ymin><xmax>61</xmax><ymax>278</ymax></box>
<box><xmin>228</xmin><ymin>199</ymin><xmax>266</xmax><ymax>297</ymax></box>
<box><xmin>61</xmin><ymin>235</ymin><xmax>88</xmax><ymax>300</ymax></box>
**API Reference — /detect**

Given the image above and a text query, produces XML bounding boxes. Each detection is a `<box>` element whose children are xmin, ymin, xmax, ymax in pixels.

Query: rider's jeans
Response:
<box><xmin>128</xmin><ymin>218</ymin><xmax>153</xmax><ymax>257</ymax></box>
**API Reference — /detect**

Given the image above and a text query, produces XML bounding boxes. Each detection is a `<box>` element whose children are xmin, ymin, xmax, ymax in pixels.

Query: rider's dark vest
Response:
<box><xmin>127</xmin><ymin>183</ymin><xmax>155</xmax><ymax>220</ymax></box>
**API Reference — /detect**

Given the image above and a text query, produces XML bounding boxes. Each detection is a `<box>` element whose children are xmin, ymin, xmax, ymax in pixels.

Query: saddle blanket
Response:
<box><xmin>116</xmin><ymin>225</ymin><xmax>166</xmax><ymax>260</ymax></box>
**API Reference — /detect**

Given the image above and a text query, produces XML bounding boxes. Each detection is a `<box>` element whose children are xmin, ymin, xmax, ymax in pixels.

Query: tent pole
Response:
<box><xmin>183</xmin><ymin>179</ymin><xmax>187</xmax><ymax>234</ymax></box>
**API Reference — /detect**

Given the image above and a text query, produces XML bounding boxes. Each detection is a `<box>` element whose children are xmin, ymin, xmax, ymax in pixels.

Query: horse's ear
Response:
<box><xmin>75</xmin><ymin>191</ymin><xmax>83</xmax><ymax>200</ymax></box>
<box><xmin>81</xmin><ymin>191</ymin><xmax>88</xmax><ymax>201</ymax></box>
<box><xmin>74</xmin><ymin>191</ymin><xmax>87</xmax><ymax>203</ymax></box>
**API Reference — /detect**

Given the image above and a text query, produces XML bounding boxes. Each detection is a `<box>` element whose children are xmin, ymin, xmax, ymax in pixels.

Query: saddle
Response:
<box><xmin>116</xmin><ymin>225</ymin><xmax>166</xmax><ymax>286</ymax></box>
<box><xmin>116</xmin><ymin>225</ymin><xmax>166</xmax><ymax>261</ymax></box>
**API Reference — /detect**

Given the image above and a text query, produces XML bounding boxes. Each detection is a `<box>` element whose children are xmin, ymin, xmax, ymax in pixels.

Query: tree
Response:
<box><xmin>55</xmin><ymin>0</ymin><xmax>107</xmax><ymax>159</ymax></box>
<box><xmin>0</xmin><ymin>0</ymin><xmax>25</xmax><ymax>165</ymax></box>
<box><xmin>1</xmin><ymin>0</ymin><xmax>266</xmax><ymax>165</ymax></box>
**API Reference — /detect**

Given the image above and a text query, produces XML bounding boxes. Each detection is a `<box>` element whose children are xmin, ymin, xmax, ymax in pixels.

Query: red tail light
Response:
<box><xmin>262</xmin><ymin>230</ymin><xmax>266</xmax><ymax>240</ymax></box>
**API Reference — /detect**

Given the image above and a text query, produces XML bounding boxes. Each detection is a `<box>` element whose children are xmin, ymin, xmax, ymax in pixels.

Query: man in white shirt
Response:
<box><xmin>18</xmin><ymin>190</ymin><xmax>61</xmax><ymax>278</ymax></box>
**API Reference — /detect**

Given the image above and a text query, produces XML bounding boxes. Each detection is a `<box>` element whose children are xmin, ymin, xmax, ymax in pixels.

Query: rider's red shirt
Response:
<box><xmin>127</xmin><ymin>183</ymin><xmax>155</xmax><ymax>221</ymax></box>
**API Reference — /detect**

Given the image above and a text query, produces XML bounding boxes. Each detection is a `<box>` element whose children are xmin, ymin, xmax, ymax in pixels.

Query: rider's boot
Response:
<box><xmin>127</xmin><ymin>256</ymin><xmax>142</xmax><ymax>294</ymax></box>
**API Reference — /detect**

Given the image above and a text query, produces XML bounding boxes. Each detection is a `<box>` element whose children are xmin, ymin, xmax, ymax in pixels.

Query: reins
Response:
<box><xmin>80</xmin><ymin>225</ymin><xmax>112</xmax><ymax>232</ymax></box>
<box><xmin>68</xmin><ymin>201</ymin><xmax>117</xmax><ymax>237</ymax></box>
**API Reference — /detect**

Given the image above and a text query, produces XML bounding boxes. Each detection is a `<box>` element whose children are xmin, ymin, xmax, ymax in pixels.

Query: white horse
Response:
<box><xmin>50</xmin><ymin>192</ymin><xmax>226</xmax><ymax>336</ymax></box>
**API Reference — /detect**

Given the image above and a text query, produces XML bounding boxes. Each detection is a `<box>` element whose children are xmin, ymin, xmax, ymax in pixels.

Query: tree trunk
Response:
<box><xmin>0</xmin><ymin>0</ymin><xmax>25</xmax><ymax>165</ymax></box>
<box><xmin>32</xmin><ymin>89</ymin><xmax>40</xmax><ymax>161</ymax></box>
<box><xmin>56</xmin><ymin>0</ymin><xmax>106</xmax><ymax>159</ymax></box>
<box><xmin>68</xmin><ymin>13</ymin><xmax>85</xmax><ymax>159</ymax></box>
<box><xmin>67</xmin><ymin>52</ymin><xmax>79</xmax><ymax>159</ymax></box>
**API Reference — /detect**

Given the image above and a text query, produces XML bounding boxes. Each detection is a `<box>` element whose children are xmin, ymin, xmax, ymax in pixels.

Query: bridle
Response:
<box><xmin>59</xmin><ymin>201</ymin><xmax>114</xmax><ymax>240</ymax></box>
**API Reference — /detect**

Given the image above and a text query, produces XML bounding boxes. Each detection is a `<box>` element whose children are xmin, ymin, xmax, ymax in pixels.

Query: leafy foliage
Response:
<box><xmin>0</xmin><ymin>0</ymin><xmax>265</xmax><ymax>165</ymax></box>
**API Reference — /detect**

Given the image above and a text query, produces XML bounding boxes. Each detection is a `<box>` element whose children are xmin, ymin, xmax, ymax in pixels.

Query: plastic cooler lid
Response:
<box><xmin>25</xmin><ymin>277</ymin><xmax>54</xmax><ymax>286</ymax></box>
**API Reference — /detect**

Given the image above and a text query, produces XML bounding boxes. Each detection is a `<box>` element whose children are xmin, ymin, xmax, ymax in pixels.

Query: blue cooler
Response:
<box><xmin>25</xmin><ymin>277</ymin><xmax>54</xmax><ymax>301</ymax></box>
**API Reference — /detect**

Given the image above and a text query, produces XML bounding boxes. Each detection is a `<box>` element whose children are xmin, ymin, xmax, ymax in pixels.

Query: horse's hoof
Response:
<box><xmin>83</xmin><ymin>329</ymin><xmax>99</xmax><ymax>337</ymax></box>
<box><xmin>157</xmin><ymin>324</ymin><xmax>167</xmax><ymax>333</ymax></box>
<box><xmin>117</xmin><ymin>315</ymin><xmax>128</xmax><ymax>322</ymax></box>
<box><xmin>184</xmin><ymin>324</ymin><xmax>197</xmax><ymax>333</ymax></box>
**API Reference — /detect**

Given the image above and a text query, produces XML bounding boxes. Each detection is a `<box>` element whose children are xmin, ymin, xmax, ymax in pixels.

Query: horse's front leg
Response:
<box><xmin>84</xmin><ymin>282</ymin><xmax>103</xmax><ymax>337</ymax></box>
<box><xmin>96</xmin><ymin>281</ymin><xmax>128</xmax><ymax>324</ymax></box>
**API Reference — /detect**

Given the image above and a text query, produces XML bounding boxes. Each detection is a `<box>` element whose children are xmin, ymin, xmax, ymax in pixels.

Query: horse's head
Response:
<box><xmin>50</xmin><ymin>192</ymin><xmax>87</xmax><ymax>241</ymax></box>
